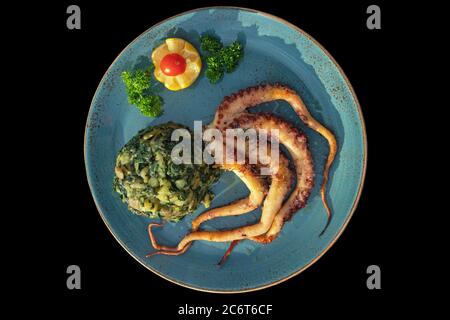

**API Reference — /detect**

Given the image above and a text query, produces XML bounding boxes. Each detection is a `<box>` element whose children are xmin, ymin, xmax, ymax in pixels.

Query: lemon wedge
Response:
<box><xmin>151</xmin><ymin>38</ymin><xmax>202</xmax><ymax>91</ymax></box>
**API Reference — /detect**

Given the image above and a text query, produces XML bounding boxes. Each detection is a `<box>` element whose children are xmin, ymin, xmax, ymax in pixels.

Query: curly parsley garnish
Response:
<box><xmin>200</xmin><ymin>35</ymin><xmax>223</xmax><ymax>54</ymax></box>
<box><xmin>121</xmin><ymin>67</ymin><xmax>163</xmax><ymax>117</ymax></box>
<box><xmin>200</xmin><ymin>35</ymin><xmax>244</xmax><ymax>84</ymax></box>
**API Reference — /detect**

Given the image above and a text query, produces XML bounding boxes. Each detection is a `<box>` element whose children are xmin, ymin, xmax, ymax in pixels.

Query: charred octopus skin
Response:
<box><xmin>229</xmin><ymin>112</ymin><xmax>314</xmax><ymax>243</ymax></box>
<box><xmin>189</xmin><ymin>140</ymin><xmax>293</xmax><ymax>232</ymax></box>
<box><xmin>215</xmin><ymin>112</ymin><xmax>316</xmax><ymax>263</ymax></box>
<box><xmin>188</xmin><ymin>113</ymin><xmax>314</xmax><ymax>244</ymax></box>
<box><xmin>211</xmin><ymin>83</ymin><xmax>337</xmax><ymax>233</ymax></box>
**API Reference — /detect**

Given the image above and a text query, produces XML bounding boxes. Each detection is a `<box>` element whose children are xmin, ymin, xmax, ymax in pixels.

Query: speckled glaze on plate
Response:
<box><xmin>84</xmin><ymin>7</ymin><xmax>367</xmax><ymax>293</ymax></box>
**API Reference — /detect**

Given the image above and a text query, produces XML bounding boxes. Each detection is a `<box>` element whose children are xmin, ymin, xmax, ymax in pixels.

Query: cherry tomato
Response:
<box><xmin>160</xmin><ymin>53</ymin><xmax>186</xmax><ymax>76</ymax></box>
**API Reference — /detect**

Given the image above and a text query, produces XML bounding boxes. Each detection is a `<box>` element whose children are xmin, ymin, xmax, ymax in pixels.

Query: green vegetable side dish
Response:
<box><xmin>121</xmin><ymin>67</ymin><xmax>163</xmax><ymax>117</ymax></box>
<box><xmin>113</xmin><ymin>122</ymin><xmax>220</xmax><ymax>222</ymax></box>
<box><xmin>200</xmin><ymin>35</ymin><xmax>244</xmax><ymax>84</ymax></box>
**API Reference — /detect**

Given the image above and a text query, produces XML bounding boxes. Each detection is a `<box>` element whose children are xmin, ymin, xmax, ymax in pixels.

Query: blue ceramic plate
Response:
<box><xmin>85</xmin><ymin>7</ymin><xmax>366</xmax><ymax>293</ymax></box>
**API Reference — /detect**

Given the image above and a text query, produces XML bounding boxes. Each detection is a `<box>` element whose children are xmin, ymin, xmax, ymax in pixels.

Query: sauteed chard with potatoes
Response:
<box><xmin>113</xmin><ymin>122</ymin><xmax>220</xmax><ymax>222</ymax></box>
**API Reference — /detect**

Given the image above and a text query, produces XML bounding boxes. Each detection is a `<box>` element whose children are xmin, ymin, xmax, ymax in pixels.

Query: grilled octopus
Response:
<box><xmin>146</xmin><ymin>83</ymin><xmax>337</xmax><ymax>260</ymax></box>
<box><xmin>211</xmin><ymin>83</ymin><xmax>336</xmax><ymax>231</ymax></box>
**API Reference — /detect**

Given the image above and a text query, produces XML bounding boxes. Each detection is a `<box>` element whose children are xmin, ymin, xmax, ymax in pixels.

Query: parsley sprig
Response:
<box><xmin>121</xmin><ymin>67</ymin><xmax>163</xmax><ymax>117</ymax></box>
<box><xmin>200</xmin><ymin>35</ymin><xmax>244</xmax><ymax>84</ymax></box>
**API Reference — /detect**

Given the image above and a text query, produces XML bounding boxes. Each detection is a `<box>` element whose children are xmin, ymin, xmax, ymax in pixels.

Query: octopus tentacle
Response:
<box><xmin>146</xmin><ymin>223</ymin><xmax>188</xmax><ymax>253</ymax></box>
<box><xmin>192</xmin><ymin>144</ymin><xmax>291</xmax><ymax>229</ymax></box>
<box><xmin>191</xmin><ymin>163</ymin><xmax>267</xmax><ymax>230</ymax></box>
<box><xmin>146</xmin><ymin>246</ymin><xmax>190</xmax><ymax>257</ymax></box>
<box><xmin>212</xmin><ymin>83</ymin><xmax>336</xmax><ymax>233</ymax></box>
<box><xmin>196</xmin><ymin>113</ymin><xmax>313</xmax><ymax>244</ymax></box>
<box><xmin>218</xmin><ymin>240</ymin><xmax>240</xmax><ymax>266</ymax></box>
<box><xmin>230</xmin><ymin>113</ymin><xmax>314</xmax><ymax>243</ymax></box>
<box><xmin>218</xmin><ymin>113</ymin><xmax>315</xmax><ymax>265</ymax></box>
<box><xmin>147</xmin><ymin>155</ymin><xmax>292</xmax><ymax>254</ymax></box>
<box><xmin>176</xmin><ymin>155</ymin><xmax>290</xmax><ymax>247</ymax></box>
<box><xmin>146</xmin><ymin>223</ymin><xmax>193</xmax><ymax>256</ymax></box>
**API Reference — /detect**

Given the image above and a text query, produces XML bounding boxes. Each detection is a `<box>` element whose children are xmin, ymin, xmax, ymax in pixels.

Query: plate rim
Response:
<box><xmin>84</xmin><ymin>5</ymin><xmax>368</xmax><ymax>294</ymax></box>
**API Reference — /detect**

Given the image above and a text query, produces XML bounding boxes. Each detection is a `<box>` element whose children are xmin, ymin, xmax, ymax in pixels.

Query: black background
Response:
<box><xmin>18</xmin><ymin>0</ymin><xmax>418</xmax><ymax>315</ymax></box>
